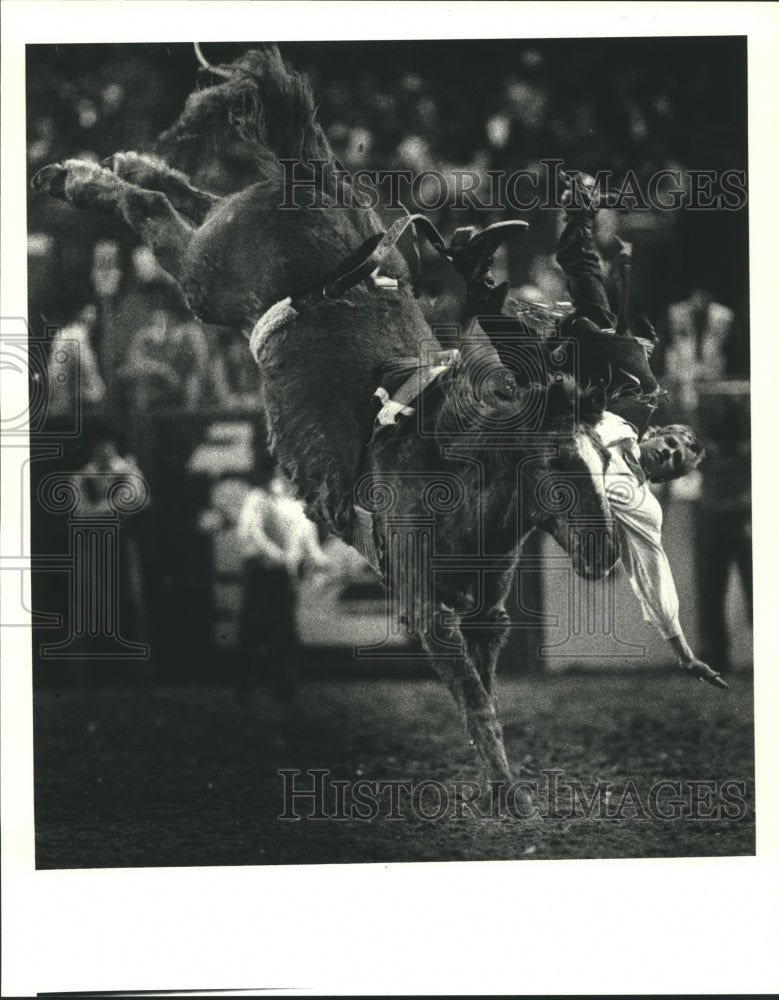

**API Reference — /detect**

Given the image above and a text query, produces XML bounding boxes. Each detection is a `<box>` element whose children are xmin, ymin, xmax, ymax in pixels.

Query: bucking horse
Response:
<box><xmin>32</xmin><ymin>45</ymin><xmax>618</xmax><ymax>795</ymax></box>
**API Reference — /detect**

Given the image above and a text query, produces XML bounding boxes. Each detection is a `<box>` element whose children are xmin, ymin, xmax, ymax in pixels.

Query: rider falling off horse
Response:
<box><xmin>548</xmin><ymin>172</ymin><xmax>726</xmax><ymax>689</ymax></box>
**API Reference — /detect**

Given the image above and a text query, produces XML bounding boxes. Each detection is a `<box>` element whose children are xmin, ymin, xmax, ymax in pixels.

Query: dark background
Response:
<box><xmin>27</xmin><ymin>37</ymin><xmax>749</xmax><ymax>326</ymax></box>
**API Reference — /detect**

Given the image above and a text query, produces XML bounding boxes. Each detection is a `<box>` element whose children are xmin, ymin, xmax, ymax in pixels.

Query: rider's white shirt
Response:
<box><xmin>594</xmin><ymin>412</ymin><xmax>682</xmax><ymax>640</ymax></box>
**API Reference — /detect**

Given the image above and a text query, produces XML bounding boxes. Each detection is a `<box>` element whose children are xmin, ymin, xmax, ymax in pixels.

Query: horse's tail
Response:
<box><xmin>157</xmin><ymin>44</ymin><xmax>334</xmax><ymax>173</ymax></box>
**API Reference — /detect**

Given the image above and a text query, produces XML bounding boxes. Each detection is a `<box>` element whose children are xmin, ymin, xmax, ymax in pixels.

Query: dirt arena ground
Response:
<box><xmin>33</xmin><ymin>669</ymin><xmax>755</xmax><ymax>868</ymax></box>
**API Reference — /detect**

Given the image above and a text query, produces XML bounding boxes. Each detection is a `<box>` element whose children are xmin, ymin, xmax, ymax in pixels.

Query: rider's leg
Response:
<box><xmin>555</xmin><ymin>173</ymin><xmax>660</xmax><ymax>404</ymax></box>
<box><xmin>555</xmin><ymin>188</ymin><xmax>617</xmax><ymax>333</ymax></box>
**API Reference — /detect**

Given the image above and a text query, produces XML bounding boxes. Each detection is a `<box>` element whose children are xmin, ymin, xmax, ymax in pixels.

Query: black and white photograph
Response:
<box><xmin>3</xmin><ymin>2</ymin><xmax>779</xmax><ymax>996</ymax></box>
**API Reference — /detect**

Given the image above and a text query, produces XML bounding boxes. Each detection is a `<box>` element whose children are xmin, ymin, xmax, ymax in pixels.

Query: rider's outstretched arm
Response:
<box><xmin>613</xmin><ymin>499</ymin><xmax>725</xmax><ymax>686</ymax></box>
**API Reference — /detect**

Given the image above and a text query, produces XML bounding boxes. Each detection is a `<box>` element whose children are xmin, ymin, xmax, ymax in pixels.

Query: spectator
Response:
<box><xmin>118</xmin><ymin>310</ymin><xmax>214</xmax><ymax>413</ymax></box>
<box><xmin>196</xmin><ymin>325</ymin><xmax>258</xmax><ymax>411</ymax></box>
<box><xmin>108</xmin><ymin>245</ymin><xmax>189</xmax><ymax>404</ymax></box>
<box><xmin>67</xmin><ymin>425</ymin><xmax>150</xmax><ymax>679</ymax></box>
<box><xmin>694</xmin><ymin>390</ymin><xmax>752</xmax><ymax>674</ymax></box>
<box><xmin>236</xmin><ymin>468</ymin><xmax>329</xmax><ymax>697</ymax></box>
<box><xmin>46</xmin><ymin>303</ymin><xmax>106</xmax><ymax>423</ymax></box>
<box><xmin>222</xmin><ymin>335</ymin><xmax>263</xmax><ymax>408</ymax></box>
<box><xmin>118</xmin><ymin>307</ymin><xmax>183</xmax><ymax>412</ymax></box>
<box><xmin>663</xmin><ymin>284</ymin><xmax>736</xmax><ymax>411</ymax></box>
<box><xmin>90</xmin><ymin>239</ymin><xmax>123</xmax><ymax>405</ymax></box>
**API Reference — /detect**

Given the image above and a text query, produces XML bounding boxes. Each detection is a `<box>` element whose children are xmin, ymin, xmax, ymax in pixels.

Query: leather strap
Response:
<box><xmin>295</xmin><ymin>213</ymin><xmax>528</xmax><ymax>306</ymax></box>
<box><xmin>321</xmin><ymin>213</ymin><xmax>448</xmax><ymax>300</ymax></box>
<box><xmin>372</xmin><ymin>348</ymin><xmax>461</xmax><ymax>429</ymax></box>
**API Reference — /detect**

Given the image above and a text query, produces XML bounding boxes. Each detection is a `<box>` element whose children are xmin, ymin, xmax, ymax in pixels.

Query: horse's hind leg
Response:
<box><xmin>32</xmin><ymin>159</ymin><xmax>193</xmax><ymax>281</ymax></box>
<box><xmin>102</xmin><ymin>152</ymin><xmax>221</xmax><ymax>225</ymax></box>
<box><xmin>421</xmin><ymin>605</ymin><xmax>514</xmax><ymax>787</ymax></box>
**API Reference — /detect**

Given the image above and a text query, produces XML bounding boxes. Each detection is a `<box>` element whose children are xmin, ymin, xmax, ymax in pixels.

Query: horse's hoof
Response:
<box><xmin>510</xmin><ymin>786</ymin><xmax>541</xmax><ymax>821</ymax></box>
<box><xmin>491</xmin><ymin>780</ymin><xmax>539</xmax><ymax>820</ymax></box>
<box><xmin>31</xmin><ymin>163</ymin><xmax>67</xmax><ymax>195</ymax></box>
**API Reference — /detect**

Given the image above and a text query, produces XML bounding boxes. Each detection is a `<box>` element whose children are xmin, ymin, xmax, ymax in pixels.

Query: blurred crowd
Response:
<box><xmin>37</xmin><ymin>238</ymin><xmax>261</xmax><ymax>447</ymax></box>
<box><xmin>26</xmin><ymin>39</ymin><xmax>750</xmax><ymax>403</ymax></box>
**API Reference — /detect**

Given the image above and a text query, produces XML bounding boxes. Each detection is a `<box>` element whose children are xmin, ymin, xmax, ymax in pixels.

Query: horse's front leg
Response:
<box><xmin>462</xmin><ymin>604</ymin><xmax>512</xmax><ymax>710</ymax></box>
<box><xmin>31</xmin><ymin>160</ymin><xmax>193</xmax><ymax>282</ymax></box>
<box><xmin>421</xmin><ymin>604</ymin><xmax>514</xmax><ymax>788</ymax></box>
<box><xmin>101</xmin><ymin>152</ymin><xmax>221</xmax><ymax>226</ymax></box>
<box><xmin>461</xmin><ymin>568</ymin><xmax>516</xmax><ymax>707</ymax></box>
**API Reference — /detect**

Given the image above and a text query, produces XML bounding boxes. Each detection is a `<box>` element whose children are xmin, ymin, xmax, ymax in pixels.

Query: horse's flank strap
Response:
<box><xmin>322</xmin><ymin>215</ymin><xmax>436</xmax><ymax>299</ymax></box>
<box><xmin>325</xmin><ymin>214</ymin><xmax>528</xmax><ymax>301</ymax></box>
<box><xmin>248</xmin><ymin>297</ymin><xmax>299</xmax><ymax>363</ymax></box>
<box><xmin>247</xmin><ymin>214</ymin><xmax>530</xmax><ymax>362</ymax></box>
<box><xmin>372</xmin><ymin>349</ymin><xmax>461</xmax><ymax>429</ymax></box>
<box><xmin>247</xmin><ymin>275</ymin><xmax>400</xmax><ymax>363</ymax></box>
<box><xmin>352</xmin><ymin>348</ymin><xmax>461</xmax><ymax>570</ymax></box>
<box><xmin>317</xmin><ymin>213</ymin><xmax>529</xmax><ymax>305</ymax></box>
<box><xmin>246</xmin><ymin>220</ymin><xmax>418</xmax><ymax>362</ymax></box>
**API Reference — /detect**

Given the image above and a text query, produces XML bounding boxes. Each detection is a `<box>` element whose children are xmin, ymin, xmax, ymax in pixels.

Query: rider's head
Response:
<box><xmin>639</xmin><ymin>424</ymin><xmax>704</xmax><ymax>482</ymax></box>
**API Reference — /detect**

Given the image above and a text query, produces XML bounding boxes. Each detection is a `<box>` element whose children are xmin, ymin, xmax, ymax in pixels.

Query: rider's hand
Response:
<box><xmin>678</xmin><ymin>655</ymin><xmax>729</xmax><ymax>690</ymax></box>
<box><xmin>560</xmin><ymin>171</ymin><xmax>601</xmax><ymax>221</ymax></box>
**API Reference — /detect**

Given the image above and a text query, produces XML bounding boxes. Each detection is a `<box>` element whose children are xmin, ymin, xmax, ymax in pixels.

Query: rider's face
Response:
<box><xmin>639</xmin><ymin>431</ymin><xmax>697</xmax><ymax>482</ymax></box>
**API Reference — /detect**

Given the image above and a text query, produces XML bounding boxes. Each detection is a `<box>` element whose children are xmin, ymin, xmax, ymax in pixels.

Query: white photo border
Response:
<box><xmin>3</xmin><ymin>2</ymin><xmax>778</xmax><ymax>995</ymax></box>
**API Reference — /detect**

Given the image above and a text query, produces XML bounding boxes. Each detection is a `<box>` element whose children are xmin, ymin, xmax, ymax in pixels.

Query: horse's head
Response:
<box><xmin>430</xmin><ymin>361</ymin><xmax>618</xmax><ymax>579</ymax></box>
<box><xmin>529</xmin><ymin>377</ymin><xmax>618</xmax><ymax>580</ymax></box>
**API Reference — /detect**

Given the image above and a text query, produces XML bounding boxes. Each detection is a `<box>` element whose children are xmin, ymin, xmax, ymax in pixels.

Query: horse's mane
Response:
<box><xmin>433</xmin><ymin>366</ymin><xmax>603</xmax><ymax>443</ymax></box>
